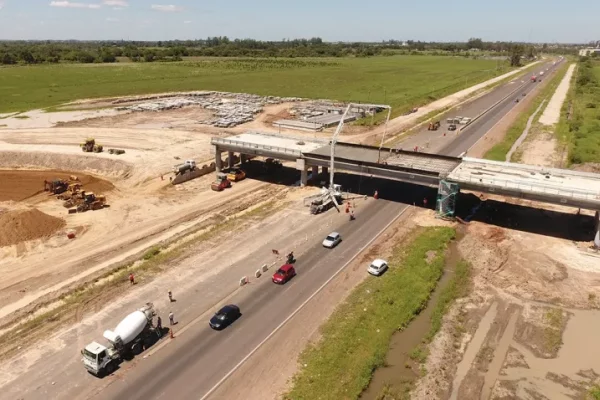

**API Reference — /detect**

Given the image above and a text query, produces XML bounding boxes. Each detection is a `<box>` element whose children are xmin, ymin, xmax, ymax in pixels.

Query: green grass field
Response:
<box><xmin>557</xmin><ymin>59</ymin><xmax>600</xmax><ymax>165</ymax></box>
<box><xmin>0</xmin><ymin>56</ymin><xmax>508</xmax><ymax>114</ymax></box>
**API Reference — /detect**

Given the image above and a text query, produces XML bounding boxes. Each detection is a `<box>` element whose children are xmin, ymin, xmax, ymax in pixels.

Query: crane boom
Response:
<box><xmin>330</xmin><ymin>104</ymin><xmax>352</xmax><ymax>190</ymax></box>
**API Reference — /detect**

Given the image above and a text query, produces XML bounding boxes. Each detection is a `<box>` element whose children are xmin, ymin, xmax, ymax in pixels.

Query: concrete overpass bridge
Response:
<box><xmin>211</xmin><ymin>132</ymin><xmax>600</xmax><ymax>217</ymax></box>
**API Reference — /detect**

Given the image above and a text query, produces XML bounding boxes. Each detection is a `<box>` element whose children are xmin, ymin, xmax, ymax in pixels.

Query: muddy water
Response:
<box><xmin>359</xmin><ymin>241</ymin><xmax>460</xmax><ymax>400</ymax></box>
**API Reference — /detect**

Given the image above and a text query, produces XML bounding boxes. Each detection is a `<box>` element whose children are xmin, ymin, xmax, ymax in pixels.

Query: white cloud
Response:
<box><xmin>106</xmin><ymin>17</ymin><xmax>118</xmax><ymax>22</ymax></box>
<box><xmin>102</xmin><ymin>0</ymin><xmax>127</xmax><ymax>5</ymax></box>
<box><xmin>184</xmin><ymin>20</ymin><xmax>192</xmax><ymax>24</ymax></box>
<box><xmin>151</xmin><ymin>4</ymin><xmax>183</xmax><ymax>12</ymax></box>
<box><xmin>49</xmin><ymin>1</ymin><xmax>101</xmax><ymax>8</ymax></box>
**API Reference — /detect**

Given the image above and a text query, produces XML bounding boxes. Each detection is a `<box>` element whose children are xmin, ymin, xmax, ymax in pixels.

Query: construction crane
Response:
<box><xmin>329</xmin><ymin>103</ymin><xmax>392</xmax><ymax>190</ymax></box>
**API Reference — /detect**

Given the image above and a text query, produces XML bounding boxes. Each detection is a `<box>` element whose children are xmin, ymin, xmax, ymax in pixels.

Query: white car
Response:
<box><xmin>322</xmin><ymin>232</ymin><xmax>342</xmax><ymax>248</ymax></box>
<box><xmin>368</xmin><ymin>259</ymin><xmax>388</xmax><ymax>276</ymax></box>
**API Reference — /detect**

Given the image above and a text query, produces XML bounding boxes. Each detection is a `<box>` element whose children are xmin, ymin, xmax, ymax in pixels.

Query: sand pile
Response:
<box><xmin>0</xmin><ymin>208</ymin><xmax>65</xmax><ymax>247</ymax></box>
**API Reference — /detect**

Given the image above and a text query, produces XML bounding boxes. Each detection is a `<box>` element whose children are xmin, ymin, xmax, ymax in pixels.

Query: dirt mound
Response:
<box><xmin>0</xmin><ymin>170</ymin><xmax>114</xmax><ymax>202</ymax></box>
<box><xmin>0</xmin><ymin>208</ymin><xmax>65</xmax><ymax>247</ymax></box>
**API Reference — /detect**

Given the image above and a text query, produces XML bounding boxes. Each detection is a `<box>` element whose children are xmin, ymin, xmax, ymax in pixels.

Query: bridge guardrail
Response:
<box><xmin>451</xmin><ymin>174</ymin><xmax>600</xmax><ymax>201</ymax></box>
<box><xmin>211</xmin><ymin>138</ymin><xmax>303</xmax><ymax>157</ymax></box>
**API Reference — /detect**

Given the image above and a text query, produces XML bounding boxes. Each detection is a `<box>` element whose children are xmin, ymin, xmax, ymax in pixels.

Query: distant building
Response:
<box><xmin>579</xmin><ymin>48</ymin><xmax>600</xmax><ymax>56</ymax></box>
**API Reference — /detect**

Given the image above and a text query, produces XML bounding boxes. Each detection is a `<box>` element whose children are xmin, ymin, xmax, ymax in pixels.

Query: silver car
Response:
<box><xmin>322</xmin><ymin>232</ymin><xmax>342</xmax><ymax>248</ymax></box>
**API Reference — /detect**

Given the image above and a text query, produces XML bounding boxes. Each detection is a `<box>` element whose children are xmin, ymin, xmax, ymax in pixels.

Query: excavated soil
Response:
<box><xmin>0</xmin><ymin>208</ymin><xmax>65</xmax><ymax>247</ymax></box>
<box><xmin>0</xmin><ymin>170</ymin><xmax>114</xmax><ymax>202</ymax></box>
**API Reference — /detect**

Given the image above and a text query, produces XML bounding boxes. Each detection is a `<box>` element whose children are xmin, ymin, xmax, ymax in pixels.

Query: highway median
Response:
<box><xmin>284</xmin><ymin>226</ymin><xmax>456</xmax><ymax>400</ymax></box>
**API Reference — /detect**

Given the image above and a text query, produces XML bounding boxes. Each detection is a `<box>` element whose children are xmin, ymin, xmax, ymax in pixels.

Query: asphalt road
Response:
<box><xmin>441</xmin><ymin>59</ymin><xmax>564</xmax><ymax>157</ymax></box>
<box><xmin>99</xmin><ymin>198</ymin><xmax>408</xmax><ymax>400</ymax></box>
<box><xmin>97</xmin><ymin>59</ymin><xmax>561</xmax><ymax>400</ymax></box>
<box><xmin>396</xmin><ymin>59</ymin><xmax>563</xmax><ymax>155</ymax></box>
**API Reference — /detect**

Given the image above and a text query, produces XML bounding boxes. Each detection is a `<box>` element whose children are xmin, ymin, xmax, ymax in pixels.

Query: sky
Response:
<box><xmin>0</xmin><ymin>0</ymin><xmax>597</xmax><ymax>43</ymax></box>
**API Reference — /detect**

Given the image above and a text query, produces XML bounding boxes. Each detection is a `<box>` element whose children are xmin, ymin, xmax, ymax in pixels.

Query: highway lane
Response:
<box><xmin>396</xmin><ymin>59</ymin><xmax>561</xmax><ymax>155</ymax></box>
<box><xmin>97</xmin><ymin>60</ymin><xmax>563</xmax><ymax>400</ymax></box>
<box><xmin>441</xmin><ymin>59</ymin><xmax>565</xmax><ymax>157</ymax></box>
<box><xmin>99</xmin><ymin>198</ymin><xmax>408</xmax><ymax>400</ymax></box>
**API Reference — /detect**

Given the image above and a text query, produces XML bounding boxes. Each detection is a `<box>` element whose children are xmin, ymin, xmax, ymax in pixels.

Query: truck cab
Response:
<box><xmin>82</xmin><ymin>341</ymin><xmax>116</xmax><ymax>376</ymax></box>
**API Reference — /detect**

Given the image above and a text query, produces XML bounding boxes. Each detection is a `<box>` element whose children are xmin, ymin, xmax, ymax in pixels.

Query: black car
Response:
<box><xmin>448</xmin><ymin>124</ymin><xmax>457</xmax><ymax>131</ymax></box>
<box><xmin>209</xmin><ymin>304</ymin><xmax>241</xmax><ymax>330</ymax></box>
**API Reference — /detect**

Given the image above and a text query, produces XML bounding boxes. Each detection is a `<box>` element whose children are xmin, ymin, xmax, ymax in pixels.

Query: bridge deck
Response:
<box><xmin>212</xmin><ymin>133</ymin><xmax>600</xmax><ymax>209</ymax></box>
<box><xmin>448</xmin><ymin>158</ymin><xmax>600</xmax><ymax>203</ymax></box>
<box><xmin>307</xmin><ymin>143</ymin><xmax>461</xmax><ymax>175</ymax></box>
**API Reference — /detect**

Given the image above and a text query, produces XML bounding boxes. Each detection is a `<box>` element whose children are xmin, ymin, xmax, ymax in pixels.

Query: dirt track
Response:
<box><xmin>0</xmin><ymin>170</ymin><xmax>114</xmax><ymax>202</ymax></box>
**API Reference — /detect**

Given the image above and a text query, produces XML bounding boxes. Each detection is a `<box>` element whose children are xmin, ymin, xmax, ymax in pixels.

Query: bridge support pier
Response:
<box><xmin>227</xmin><ymin>151</ymin><xmax>235</xmax><ymax>169</ymax></box>
<box><xmin>300</xmin><ymin>166</ymin><xmax>308</xmax><ymax>187</ymax></box>
<box><xmin>311</xmin><ymin>165</ymin><xmax>319</xmax><ymax>180</ymax></box>
<box><xmin>214</xmin><ymin>145</ymin><xmax>222</xmax><ymax>173</ymax></box>
<box><xmin>323</xmin><ymin>166</ymin><xmax>328</xmax><ymax>175</ymax></box>
<box><xmin>240</xmin><ymin>154</ymin><xmax>247</xmax><ymax>164</ymax></box>
<box><xmin>594</xmin><ymin>211</ymin><xmax>600</xmax><ymax>249</ymax></box>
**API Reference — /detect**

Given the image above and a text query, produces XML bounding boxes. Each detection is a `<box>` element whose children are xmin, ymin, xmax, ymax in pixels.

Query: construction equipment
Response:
<box><xmin>211</xmin><ymin>173</ymin><xmax>232</xmax><ymax>191</ymax></box>
<box><xmin>57</xmin><ymin>183</ymin><xmax>83</xmax><ymax>200</ymax></box>
<box><xmin>264</xmin><ymin>158</ymin><xmax>283</xmax><ymax>174</ymax></box>
<box><xmin>68</xmin><ymin>192</ymin><xmax>106</xmax><ymax>214</ymax></box>
<box><xmin>309</xmin><ymin>185</ymin><xmax>343</xmax><ymax>215</ymax></box>
<box><xmin>173</xmin><ymin>160</ymin><xmax>196</xmax><ymax>175</ymax></box>
<box><xmin>227</xmin><ymin>167</ymin><xmax>246</xmax><ymax>182</ymax></box>
<box><xmin>81</xmin><ymin>303</ymin><xmax>160</xmax><ymax>377</ymax></box>
<box><xmin>108</xmin><ymin>149</ymin><xmax>126</xmax><ymax>155</ymax></box>
<box><xmin>81</xmin><ymin>138</ymin><xmax>103</xmax><ymax>153</ymax></box>
<box><xmin>44</xmin><ymin>179</ymin><xmax>68</xmax><ymax>195</ymax></box>
<box><xmin>427</xmin><ymin>121</ymin><xmax>441</xmax><ymax>131</ymax></box>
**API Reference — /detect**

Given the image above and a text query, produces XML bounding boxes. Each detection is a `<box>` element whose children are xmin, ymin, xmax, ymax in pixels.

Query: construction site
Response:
<box><xmin>1</xmin><ymin>58</ymin><xmax>600</xmax><ymax>400</ymax></box>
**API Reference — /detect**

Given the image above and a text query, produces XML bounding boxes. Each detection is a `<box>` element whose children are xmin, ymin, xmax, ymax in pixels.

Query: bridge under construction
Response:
<box><xmin>212</xmin><ymin>132</ymin><xmax>600</xmax><ymax>212</ymax></box>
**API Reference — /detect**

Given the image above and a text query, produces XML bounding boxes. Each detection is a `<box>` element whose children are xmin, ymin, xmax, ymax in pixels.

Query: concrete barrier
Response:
<box><xmin>255</xmin><ymin>269</ymin><xmax>262</xmax><ymax>278</ymax></box>
<box><xmin>171</xmin><ymin>163</ymin><xmax>216</xmax><ymax>185</ymax></box>
<box><xmin>239</xmin><ymin>276</ymin><xmax>248</xmax><ymax>286</ymax></box>
<box><xmin>261</xmin><ymin>264</ymin><xmax>269</xmax><ymax>272</ymax></box>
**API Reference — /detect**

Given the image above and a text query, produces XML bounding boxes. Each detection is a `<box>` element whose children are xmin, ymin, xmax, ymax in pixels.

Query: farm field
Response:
<box><xmin>0</xmin><ymin>56</ymin><xmax>509</xmax><ymax>114</ymax></box>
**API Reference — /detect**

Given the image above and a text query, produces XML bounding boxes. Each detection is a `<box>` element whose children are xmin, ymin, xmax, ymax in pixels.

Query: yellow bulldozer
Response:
<box><xmin>67</xmin><ymin>192</ymin><xmax>106</xmax><ymax>213</ymax></box>
<box><xmin>81</xmin><ymin>138</ymin><xmax>103</xmax><ymax>153</ymax></box>
<box><xmin>58</xmin><ymin>183</ymin><xmax>83</xmax><ymax>201</ymax></box>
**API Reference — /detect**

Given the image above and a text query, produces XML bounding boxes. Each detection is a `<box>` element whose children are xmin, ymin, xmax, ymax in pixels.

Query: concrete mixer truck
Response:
<box><xmin>81</xmin><ymin>303</ymin><xmax>161</xmax><ymax>376</ymax></box>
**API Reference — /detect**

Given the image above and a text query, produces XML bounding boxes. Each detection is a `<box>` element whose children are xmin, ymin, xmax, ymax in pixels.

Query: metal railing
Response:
<box><xmin>211</xmin><ymin>137</ymin><xmax>303</xmax><ymax>157</ymax></box>
<box><xmin>451</xmin><ymin>174</ymin><xmax>600</xmax><ymax>201</ymax></box>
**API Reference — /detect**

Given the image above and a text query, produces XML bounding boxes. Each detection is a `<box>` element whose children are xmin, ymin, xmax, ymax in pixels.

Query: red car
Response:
<box><xmin>272</xmin><ymin>264</ymin><xmax>296</xmax><ymax>284</ymax></box>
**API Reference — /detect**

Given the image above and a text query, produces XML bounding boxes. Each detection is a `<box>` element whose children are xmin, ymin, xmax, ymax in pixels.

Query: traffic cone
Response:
<box><xmin>170</xmin><ymin>329</ymin><xmax>174</xmax><ymax>339</ymax></box>
<box><xmin>374</xmin><ymin>190</ymin><xmax>379</xmax><ymax>200</ymax></box>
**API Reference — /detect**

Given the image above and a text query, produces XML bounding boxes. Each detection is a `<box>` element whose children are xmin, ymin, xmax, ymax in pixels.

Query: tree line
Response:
<box><xmin>0</xmin><ymin>37</ymin><xmax>578</xmax><ymax>65</ymax></box>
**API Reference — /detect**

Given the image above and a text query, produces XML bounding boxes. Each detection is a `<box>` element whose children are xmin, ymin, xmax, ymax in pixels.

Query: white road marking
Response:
<box><xmin>199</xmin><ymin>205</ymin><xmax>412</xmax><ymax>400</ymax></box>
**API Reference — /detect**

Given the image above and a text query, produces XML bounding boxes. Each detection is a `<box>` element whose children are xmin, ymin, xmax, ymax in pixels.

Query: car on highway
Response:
<box><xmin>272</xmin><ymin>264</ymin><xmax>296</xmax><ymax>284</ymax></box>
<box><xmin>448</xmin><ymin>124</ymin><xmax>457</xmax><ymax>131</ymax></box>
<box><xmin>322</xmin><ymin>232</ymin><xmax>342</xmax><ymax>248</ymax></box>
<box><xmin>209</xmin><ymin>304</ymin><xmax>241</xmax><ymax>330</ymax></box>
<box><xmin>367</xmin><ymin>259</ymin><xmax>389</xmax><ymax>276</ymax></box>
<box><xmin>227</xmin><ymin>167</ymin><xmax>246</xmax><ymax>182</ymax></box>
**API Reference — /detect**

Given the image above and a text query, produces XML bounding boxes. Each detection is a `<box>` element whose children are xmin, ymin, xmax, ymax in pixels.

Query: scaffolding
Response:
<box><xmin>436</xmin><ymin>180</ymin><xmax>460</xmax><ymax>218</ymax></box>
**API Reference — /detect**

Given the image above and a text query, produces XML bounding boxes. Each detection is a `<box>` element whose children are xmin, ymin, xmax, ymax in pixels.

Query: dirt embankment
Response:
<box><xmin>0</xmin><ymin>170</ymin><xmax>114</xmax><ymax>202</ymax></box>
<box><xmin>0</xmin><ymin>209</ymin><xmax>65</xmax><ymax>247</ymax></box>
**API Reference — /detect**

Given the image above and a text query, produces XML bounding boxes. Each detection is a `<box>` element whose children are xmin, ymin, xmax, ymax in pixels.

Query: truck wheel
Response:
<box><xmin>131</xmin><ymin>342</ymin><xmax>143</xmax><ymax>356</ymax></box>
<box><xmin>104</xmin><ymin>362</ymin><xmax>115</xmax><ymax>376</ymax></box>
